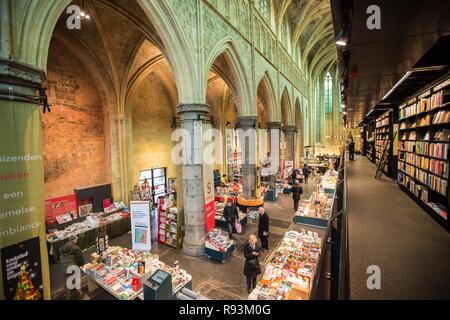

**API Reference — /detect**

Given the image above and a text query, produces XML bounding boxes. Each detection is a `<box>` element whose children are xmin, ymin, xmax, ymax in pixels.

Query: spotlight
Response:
<box><xmin>86</xmin><ymin>14</ymin><xmax>90</xmax><ymax>20</ymax></box>
<box><xmin>80</xmin><ymin>11</ymin><xmax>86</xmax><ymax>17</ymax></box>
<box><xmin>336</xmin><ymin>26</ymin><xmax>350</xmax><ymax>46</ymax></box>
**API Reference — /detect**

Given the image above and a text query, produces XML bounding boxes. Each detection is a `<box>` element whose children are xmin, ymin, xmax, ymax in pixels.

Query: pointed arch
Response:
<box><xmin>294</xmin><ymin>97</ymin><xmax>304</xmax><ymax>159</ymax></box>
<box><xmin>280</xmin><ymin>87</ymin><xmax>294</xmax><ymax>125</ymax></box>
<box><xmin>205</xmin><ymin>37</ymin><xmax>252</xmax><ymax>116</ymax></box>
<box><xmin>256</xmin><ymin>71</ymin><xmax>277</xmax><ymax>122</ymax></box>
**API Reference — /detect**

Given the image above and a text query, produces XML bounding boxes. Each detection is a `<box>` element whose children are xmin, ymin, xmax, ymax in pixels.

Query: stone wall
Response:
<box><xmin>128</xmin><ymin>71</ymin><xmax>179</xmax><ymax>189</ymax></box>
<box><xmin>43</xmin><ymin>39</ymin><xmax>111</xmax><ymax>199</ymax></box>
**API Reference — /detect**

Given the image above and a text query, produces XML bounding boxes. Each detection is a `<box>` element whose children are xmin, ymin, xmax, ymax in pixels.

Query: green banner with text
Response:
<box><xmin>0</xmin><ymin>101</ymin><xmax>50</xmax><ymax>300</ymax></box>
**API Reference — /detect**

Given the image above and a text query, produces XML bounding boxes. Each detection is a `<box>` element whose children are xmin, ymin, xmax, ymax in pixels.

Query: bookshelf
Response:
<box><xmin>375</xmin><ymin>110</ymin><xmax>398</xmax><ymax>178</ymax></box>
<box><xmin>365</xmin><ymin>120</ymin><xmax>376</xmax><ymax>163</ymax></box>
<box><xmin>397</xmin><ymin>76</ymin><xmax>450</xmax><ymax>230</ymax></box>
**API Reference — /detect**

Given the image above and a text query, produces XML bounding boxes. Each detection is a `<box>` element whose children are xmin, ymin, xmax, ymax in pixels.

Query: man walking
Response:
<box><xmin>291</xmin><ymin>182</ymin><xmax>303</xmax><ymax>212</ymax></box>
<box><xmin>258</xmin><ymin>207</ymin><xmax>270</xmax><ymax>251</ymax></box>
<box><xmin>223</xmin><ymin>199</ymin><xmax>239</xmax><ymax>239</ymax></box>
<box><xmin>302</xmin><ymin>164</ymin><xmax>309</xmax><ymax>183</ymax></box>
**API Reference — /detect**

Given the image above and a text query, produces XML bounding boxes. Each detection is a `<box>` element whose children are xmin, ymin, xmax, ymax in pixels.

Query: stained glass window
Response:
<box><xmin>258</xmin><ymin>0</ymin><xmax>269</xmax><ymax>19</ymax></box>
<box><xmin>324</xmin><ymin>73</ymin><xmax>332</xmax><ymax>113</ymax></box>
<box><xmin>315</xmin><ymin>79</ymin><xmax>321</xmax><ymax>143</ymax></box>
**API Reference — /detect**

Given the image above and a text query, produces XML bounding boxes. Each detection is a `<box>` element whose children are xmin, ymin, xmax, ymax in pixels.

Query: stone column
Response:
<box><xmin>177</xmin><ymin>103</ymin><xmax>210</xmax><ymax>256</ymax></box>
<box><xmin>238</xmin><ymin>116</ymin><xmax>258</xmax><ymax>199</ymax></box>
<box><xmin>267</xmin><ymin>122</ymin><xmax>281</xmax><ymax>189</ymax></box>
<box><xmin>284</xmin><ymin>125</ymin><xmax>296</xmax><ymax>166</ymax></box>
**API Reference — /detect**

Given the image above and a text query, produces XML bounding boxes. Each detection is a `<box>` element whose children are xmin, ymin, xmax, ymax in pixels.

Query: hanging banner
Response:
<box><xmin>130</xmin><ymin>201</ymin><xmax>152</xmax><ymax>252</ymax></box>
<box><xmin>0</xmin><ymin>102</ymin><xmax>49</xmax><ymax>300</ymax></box>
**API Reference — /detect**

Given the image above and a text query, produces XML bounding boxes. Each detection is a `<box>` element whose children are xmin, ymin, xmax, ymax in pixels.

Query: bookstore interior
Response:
<box><xmin>0</xmin><ymin>0</ymin><xmax>450</xmax><ymax>305</ymax></box>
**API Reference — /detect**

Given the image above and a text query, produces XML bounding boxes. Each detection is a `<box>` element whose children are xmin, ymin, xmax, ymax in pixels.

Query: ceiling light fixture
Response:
<box><xmin>336</xmin><ymin>26</ymin><xmax>350</xmax><ymax>47</ymax></box>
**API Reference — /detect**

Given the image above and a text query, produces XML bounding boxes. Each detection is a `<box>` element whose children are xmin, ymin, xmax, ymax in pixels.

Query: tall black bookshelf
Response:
<box><xmin>397</xmin><ymin>76</ymin><xmax>450</xmax><ymax>230</ymax></box>
<box><xmin>365</xmin><ymin>120</ymin><xmax>376</xmax><ymax>163</ymax></box>
<box><xmin>375</xmin><ymin>110</ymin><xmax>398</xmax><ymax>178</ymax></box>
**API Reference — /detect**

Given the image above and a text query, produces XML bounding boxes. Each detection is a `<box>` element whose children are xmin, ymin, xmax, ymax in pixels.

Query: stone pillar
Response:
<box><xmin>267</xmin><ymin>122</ymin><xmax>281</xmax><ymax>189</ymax></box>
<box><xmin>177</xmin><ymin>103</ymin><xmax>210</xmax><ymax>256</ymax></box>
<box><xmin>238</xmin><ymin>116</ymin><xmax>258</xmax><ymax>199</ymax></box>
<box><xmin>284</xmin><ymin>125</ymin><xmax>296</xmax><ymax>166</ymax></box>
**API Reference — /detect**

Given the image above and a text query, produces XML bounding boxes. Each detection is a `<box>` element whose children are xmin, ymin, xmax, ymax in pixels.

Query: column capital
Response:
<box><xmin>267</xmin><ymin>122</ymin><xmax>282</xmax><ymax>130</ymax></box>
<box><xmin>0</xmin><ymin>59</ymin><xmax>45</xmax><ymax>103</ymax></box>
<box><xmin>176</xmin><ymin>103</ymin><xmax>210</xmax><ymax>120</ymax></box>
<box><xmin>284</xmin><ymin>125</ymin><xmax>297</xmax><ymax>133</ymax></box>
<box><xmin>238</xmin><ymin>116</ymin><xmax>258</xmax><ymax>129</ymax></box>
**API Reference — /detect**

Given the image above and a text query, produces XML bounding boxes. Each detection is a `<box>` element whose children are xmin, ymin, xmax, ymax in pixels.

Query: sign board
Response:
<box><xmin>1</xmin><ymin>237</ymin><xmax>43</xmax><ymax>300</ymax></box>
<box><xmin>44</xmin><ymin>194</ymin><xmax>78</xmax><ymax>226</ymax></box>
<box><xmin>284</xmin><ymin>160</ymin><xmax>294</xmax><ymax>178</ymax></box>
<box><xmin>130</xmin><ymin>201</ymin><xmax>152</xmax><ymax>252</ymax></box>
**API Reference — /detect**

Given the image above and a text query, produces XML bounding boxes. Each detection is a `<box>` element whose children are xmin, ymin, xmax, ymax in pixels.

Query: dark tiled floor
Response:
<box><xmin>347</xmin><ymin>155</ymin><xmax>450</xmax><ymax>299</ymax></box>
<box><xmin>49</xmin><ymin>179</ymin><xmax>323</xmax><ymax>300</ymax></box>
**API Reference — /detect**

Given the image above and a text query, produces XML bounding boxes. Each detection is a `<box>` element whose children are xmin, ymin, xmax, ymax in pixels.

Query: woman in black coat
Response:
<box><xmin>244</xmin><ymin>234</ymin><xmax>262</xmax><ymax>294</ymax></box>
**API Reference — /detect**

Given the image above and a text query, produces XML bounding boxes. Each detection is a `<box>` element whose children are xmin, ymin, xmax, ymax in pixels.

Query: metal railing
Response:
<box><xmin>310</xmin><ymin>146</ymin><xmax>350</xmax><ymax>300</ymax></box>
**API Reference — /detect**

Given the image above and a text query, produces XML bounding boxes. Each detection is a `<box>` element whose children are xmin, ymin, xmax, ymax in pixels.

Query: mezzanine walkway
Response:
<box><xmin>347</xmin><ymin>155</ymin><xmax>450</xmax><ymax>299</ymax></box>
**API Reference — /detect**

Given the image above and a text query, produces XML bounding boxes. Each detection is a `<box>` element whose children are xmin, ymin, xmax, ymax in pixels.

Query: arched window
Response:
<box><xmin>257</xmin><ymin>0</ymin><xmax>269</xmax><ymax>20</ymax></box>
<box><xmin>281</xmin><ymin>17</ymin><xmax>291</xmax><ymax>53</ymax></box>
<box><xmin>324</xmin><ymin>72</ymin><xmax>332</xmax><ymax>113</ymax></box>
<box><xmin>315</xmin><ymin>78</ymin><xmax>321</xmax><ymax>143</ymax></box>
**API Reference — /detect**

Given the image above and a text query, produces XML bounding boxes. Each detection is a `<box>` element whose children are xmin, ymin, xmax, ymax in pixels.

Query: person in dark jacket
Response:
<box><xmin>291</xmin><ymin>168</ymin><xmax>301</xmax><ymax>184</ymax></box>
<box><xmin>258</xmin><ymin>207</ymin><xmax>269</xmax><ymax>251</ymax></box>
<box><xmin>223</xmin><ymin>199</ymin><xmax>239</xmax><ymax>239</ymax></box>
<box><xmin>302</xmin><ymin>164</ymin><xmax>310</xmax><ymax>183</ymax></box>
<box><xmin>60</xmin><ymin>235</ymin><xmax>85</xmax><ymax>300</ymax></box>
<box><xmin>291</xmin><ymin>183</ymin><xmax>304</xmax><ymax>212</ymax></box>
<box><xmin>243</xmin><ymin>234</ymin><xmax>261</xmax><ymax>294</ymax></box>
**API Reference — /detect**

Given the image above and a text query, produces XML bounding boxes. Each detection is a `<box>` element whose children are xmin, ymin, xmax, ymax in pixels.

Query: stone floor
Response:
<box><xmin>50</xmin><ymin>179</ymin><xmax>323</xmax><ymax>300</ymax></box>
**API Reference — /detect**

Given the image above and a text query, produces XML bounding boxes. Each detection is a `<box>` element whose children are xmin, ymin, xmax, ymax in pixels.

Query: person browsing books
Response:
<box><xmin>223</xmin><ymin>199</ymin><xmax>239</xmax><ymax>239</ymax></box>
<box><xmin>243</xmin><ymin>234</ymin><xmax>261</xmax><ymax>294</ymax></box>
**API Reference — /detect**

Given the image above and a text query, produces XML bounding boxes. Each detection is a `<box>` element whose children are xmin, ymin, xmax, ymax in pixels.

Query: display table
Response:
<box><xmin>205</xmin><ymin>228</ymin><xmax>235</xmax><ymax>263</ymax></box>
<box><xmin>205</xmin><ymin>245</ymin><xmax>235</xmax><ymax>264</ymax></box>
<box><xmin>214</xmin><ymin>202</ymin><xmax>248</xmax><ymax>231</ymax></box>
<box><xmin>47</xmin><ymin>215</ymin><xmax>131</xmax><ymax>256</ymax></box>
<box><xmin>249</xmin><ymin>230</ymin><xmax>321</xmax><ymax>300</ymax></box>
<box><xmin>294</xmin><ymin>171</ymin><xmax>337</xmax><ymax>229</ymax></box>
<box><xmin>215</xmin><ymin>214</ymin><xmax>247</xmax><ymax>230</ymax></box>
<box><xmin>83</xmin><ymin>246</ymin><xmax>192</xmax><ymax>300</ymax></box>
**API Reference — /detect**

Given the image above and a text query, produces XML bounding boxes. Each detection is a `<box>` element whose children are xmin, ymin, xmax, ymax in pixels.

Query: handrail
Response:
<box><xmin>310</xmin><ymin>144</ymin><xmax>350</xmax><ymax>300</ymax></box>
<box><xmin>338</xmin><ymin>147</ymin><xmax>350</xmax><ymax>299</ymax></box>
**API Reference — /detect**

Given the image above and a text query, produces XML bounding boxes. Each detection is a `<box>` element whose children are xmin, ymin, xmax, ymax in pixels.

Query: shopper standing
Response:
<box><xmin>60</xmin><ymin>235</ymin><xmax>85</xmax><ymax>300</ymax></box>
<box><xmin>347</xmin><ymin>134</ymin><xmax>355</xmax><ymax>161</ymax></box>
<box><xmin>291</xmin><ymin>183</ymin><xmax>304</xmax><ymax>212</ymax></box>
<box><xmin>243</xmin><ymin>234</ymin><xmax>261</xmax><ymax>294</ymax></box>
<box><xmin>223</xmin><ymin>199</ymin><xmax>239</xmax><ymax>239</ymax></box>
<box><xmin>258</xmin><ymin>207</ymin><xmax>270</xmax><ymax>251</ymax></box>
<box><xmin>303</xmin><ymin>164</ymin><xmax>310</xmax><ymax>183</ymax></box>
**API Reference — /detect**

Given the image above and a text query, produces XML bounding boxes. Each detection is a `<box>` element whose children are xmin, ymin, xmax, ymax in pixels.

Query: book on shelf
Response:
<box><xmin>429</xmin><ymin>143</ymin><xmax>449</xmax><ymax>160</ymax></box>
<box><xmin>432</xmin><ymin>110</ymin><xmax>450</xmax><ymax>124</ymax></box>
<box><xmin>434</xmin><ymin>129</ymin><xmax>450</xmax><ymax>142</ymax></box>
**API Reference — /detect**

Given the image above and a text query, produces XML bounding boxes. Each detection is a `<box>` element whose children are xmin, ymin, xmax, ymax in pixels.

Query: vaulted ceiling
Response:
<box><xmin>273</xmin><ymin>0</ymin><xmax>337</xmax><ymax>78</ymax></box>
